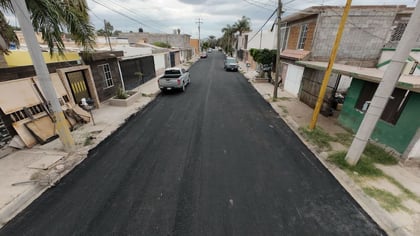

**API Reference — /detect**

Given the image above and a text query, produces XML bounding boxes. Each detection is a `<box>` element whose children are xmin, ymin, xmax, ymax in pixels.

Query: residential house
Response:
<box><xmin>279</xmin><ymin>5</ymin><xmax>416</xmax><ymax>100</ymax></box>
<box><xmin>80</xmin><ymin>51</ymin><xmax>124</xmax><ymax>102</ymax></box>
<box><xmin>0</xmin><ymin>62</ymin><xmax>96</xmax><ymax>148</ymax></box>
<box><xmin>289</xmin><ymin>5</ymin><xmax>420</xmax><ymax>159</ymax></box>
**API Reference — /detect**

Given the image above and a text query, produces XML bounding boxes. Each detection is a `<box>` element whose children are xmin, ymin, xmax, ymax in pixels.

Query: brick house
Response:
<box><xmin>278</xmin><ymin>5</ymin><xmax>415</xmax><ymax>102</ymax></box>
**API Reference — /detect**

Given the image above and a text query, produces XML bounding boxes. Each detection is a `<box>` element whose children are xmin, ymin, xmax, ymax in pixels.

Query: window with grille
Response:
<box><xmin>390</xmin><ymin>23</ymin><xmax>407</xmax><ymax>41</ymax></box>
<box><xmin>101</xmin><ymin>63</ymin><xmax>114</xmax><ymax>88</ymax></box>
<box><xmin>355</xmin><ymin>81</ymin><xmax>410</xmax><ymax>125</ymax></box>
<box><xmin>297</xmin><ymin>24</ymin><xmax>308</xmax><ymax>49</ymax></box>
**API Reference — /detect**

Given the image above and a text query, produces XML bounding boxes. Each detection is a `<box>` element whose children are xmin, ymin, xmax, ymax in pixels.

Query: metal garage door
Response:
<box><xmin>284</xmin><ymin>64</ymin><xmax>304</xmax><ymax>97</ymax></box>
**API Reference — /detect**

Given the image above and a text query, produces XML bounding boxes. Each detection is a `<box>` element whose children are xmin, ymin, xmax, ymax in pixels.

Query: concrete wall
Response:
<box><xmin>3</xmin><ymin>51</ymin><xmax>80</xmax><ymax>67</ymax></box>
<box><xmin>311</xmin><ymin>8</ymin><xmax>398</xmax><ymax>66</ymax></box>
<box><xmin>338</xmin><ymin>79</ymin><xmax>420</xmax><ymax>154</ymax></box>
<box><xmin>245</xmin><ymin>29</ymin><xmax>277</xmax><ymax>50</ymax></box>
<box><xmin>122</xmin><ymin>33</ymin><xmax>191</xmax><ymax>49</ymax></box>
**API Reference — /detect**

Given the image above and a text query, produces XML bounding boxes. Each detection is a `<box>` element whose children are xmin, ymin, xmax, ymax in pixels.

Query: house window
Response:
<box><xmin>281</xmin><ymin>25</ymin><xmax>289</xmax><ymax>50</ymax></box>
<box><xmin>297</xmin><ymin>24</ymin><xmax>308</xmax><ymax>49</ymax></box>
<box><xmin>100</xmin><ymin>63</ymin><xmax>114</xmax><ymax>88</ymax></box>
<box><xmin>355</xmin><ymin>81</ymin><xmax>410</xmax><ymax>125</ymax></box>
<box><xmin>390</xmin><ymin>23</ymin><xmax>407</xmax><ymax>42</ymax></box>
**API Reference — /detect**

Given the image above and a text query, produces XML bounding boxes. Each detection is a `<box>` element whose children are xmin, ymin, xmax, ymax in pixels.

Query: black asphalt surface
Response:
<box><xmin>1</xmin><ymin>52</ymin><xmax>384</xmax><ymax>235</ymax></box>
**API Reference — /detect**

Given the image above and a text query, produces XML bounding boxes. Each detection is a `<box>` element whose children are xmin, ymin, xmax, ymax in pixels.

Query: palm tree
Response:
<box><xmin>221</xmin><ymin>24</ymin><xmax>235</xmax><ymax>56</ymax></box>
<box><xmin>0</xmin><ymin>0</ymin><xmax>95</xmax><ymax>55</ymax></box>
<box><xmin>233</xmin><ymin>16</ymin><xmax>251</xmax><ymax>36</ymax></box>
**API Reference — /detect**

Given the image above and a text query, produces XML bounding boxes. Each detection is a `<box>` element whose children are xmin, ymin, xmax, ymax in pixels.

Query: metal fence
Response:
<box><xmin>119</xmin><ymin>56</ymin><xmax>156</xmax><ymax>90</ymax></box>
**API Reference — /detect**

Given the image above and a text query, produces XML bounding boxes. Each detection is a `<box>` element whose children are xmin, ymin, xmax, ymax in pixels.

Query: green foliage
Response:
<box><xmin>233</xmin><ymin>16</ymin><xmax>251</xmax><ymax>36</ymax></box>
<box><xmin>364</xmin><ymin>143</ymin><xmax>398</xmax><ymax>165</ymax></box>
<box><xmin>328</xmin><ymin>152</ymin><xmax>384</xmax><ymax>177</ymax></box>
<box><xmin>362</xmin><ymin>187</ymin><xmax>407</xmax><ymax>212</ymax></box>
<box><xmin>249</xmin><ymin>48</ymin><xmax>276</xmax><ymax>65</ymax></box>
<box><xmin>112</xmin><ymin>30</ymin><xmax>122</xmax><ymax>36</ymax></box>
<box><xmin>299</xmin><ymin>127</ymin><xmax>334</xmax><ymax>151</ymax></box>
<box><xmin>115</xmin><ymin>87</ymin><xmax>129</xmax><ymax>99</ymax></box>
<box><xmin>333</xmin><ymin>132</ymin><xmax>353</xmax><ymax>146</ymax></box>
<box><xmin>202</xmin><ymin>41</ymin><xmax>210</xmax><ymax>50</ymax></box>
<box><xmin>153</xmin><ymin>41</ymin><xmax>171</xmax><ymax>48</ymax></box>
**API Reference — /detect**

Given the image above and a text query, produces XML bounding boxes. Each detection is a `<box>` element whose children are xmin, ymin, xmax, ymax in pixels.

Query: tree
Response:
<box><xmin>221</xmin><ymin>24</ymin><xmax>235</xmax><ymax>56</ymax></box>
<box><xmin>153</xmin><ymin>41</ymin><xmax>171</xmax><ymax>48</ymax></box>
<box><xmin>0</xmin><ymin>11</ymin><xmax>19</xmax><ymax>54</ymax></box>
<box><xmin>112</xmin><ymin>30</ymin><xmax>122</xmax><ymax>37</ymax></box>
<box><xmin>233</xmin><ymin>16</ymin><xmax>251</xmax><ymax>36</ymax></box>
<box><xmin>206</xmin><ymin>35</ymin><xmax>217</xmax><ymax>49</ymax></box>
<box><xmin>250</xmin><ymin>48</ymin><xmax>276</xmax><ymax>80</ymax></box>
<box><xmin>104</xmin><ymin>20</ymin><xmax>113</xmax><ymax>37</ymax></box>
<box><xmin>0</xmin><ymin>0</ymin><xmax>95</xmax><ymax>55</ymax></box>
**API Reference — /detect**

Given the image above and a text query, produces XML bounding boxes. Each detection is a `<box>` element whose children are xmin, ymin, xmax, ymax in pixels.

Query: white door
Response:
<box><xmin>284</xmin><ymin>64</ymin><xmax>304</xmax><ymax>97</ymax></box>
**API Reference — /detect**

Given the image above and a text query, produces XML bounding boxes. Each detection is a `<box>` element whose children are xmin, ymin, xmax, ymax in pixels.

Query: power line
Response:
<box><xmin>101</xmin><ymin>0</ymin><xmax>171</xmax><ymax>29</ymax></box>
<box><xmin>242</xmin><ymin>0</ymin><xmax>274</xmax><ymax>10</ymax></box>
<box><xmin>89</xmin><ymin>0</ymin><xmax>167</xmax><ymax>33</ymax></box>
<box><xmin>248</xmin><ymin>8</ymin><xmax>277</xmax><ymax>43</ymax></box>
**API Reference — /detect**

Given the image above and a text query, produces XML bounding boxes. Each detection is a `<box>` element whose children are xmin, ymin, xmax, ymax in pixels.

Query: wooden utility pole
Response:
<box><xmin>346</xmin><ymin>0</ymin><xmax>420</xmax><ymax>165</ymax></box>
<box><xmin>273</xmin><ymin>0</ymin><xmax>282</xmax><ymax>99</ymax></box>
<box><xmin>309</xmin><ymin>0</ymin><xmax>352</xmax><ymax>130</ymax></box>
<box><xmin>12</xmin><ymin>0</ymin><xmax>75</xmax><ymax>152</ymax></box>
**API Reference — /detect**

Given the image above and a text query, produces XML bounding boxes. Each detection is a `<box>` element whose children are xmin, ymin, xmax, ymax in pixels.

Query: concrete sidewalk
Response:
<box><xmin>0</xmin><ymin>56</ymin><xmax>419</xmax><ymax>235</ymax></box>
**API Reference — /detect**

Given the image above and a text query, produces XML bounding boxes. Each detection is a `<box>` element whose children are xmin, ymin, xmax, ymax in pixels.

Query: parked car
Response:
<box><xmin>224</xmin><ymin>57</ymin><xmax>239</xmax><ymax>71</ymax></box>
<box><xmin>200</xmin><ymin>52</ymin><xmax>207</xmax><ymax>58</ymax></box>
<box><xmin>158</xmin><ymin>67</ymin><xmax>190</xmax><ymax>92</ymax></box>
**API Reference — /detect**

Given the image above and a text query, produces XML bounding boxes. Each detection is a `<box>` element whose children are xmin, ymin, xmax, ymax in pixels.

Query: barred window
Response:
<box><xmin>100</xmin><ymin>64</ymin><xmax>114</xmax><ymax>88</ymax></box>
<box><xmin>297</xmin><ymin>24</ymin><xmax>308</xmax><ymax>49</ymax></box>
<box><xmin>390</xmin><ymin>23</ymin><xmax>407</xmax><ymax>41</ymax></box>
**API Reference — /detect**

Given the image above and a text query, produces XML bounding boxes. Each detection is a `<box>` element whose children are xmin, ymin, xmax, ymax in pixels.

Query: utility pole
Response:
<box><xmin>12</xmin><ymin>0</ymin><xmax>75</xmax><ymax>152</ymax></box>
<box><xmin>273</xmin><ymin>0</ymin><xmax>282</xmax><ymax>99</ymax></box>
<box><xmin>104</xmin><ymin>19</ymin><xmax>113</xmax><ymax>51</ymax></box>
<box><xmin>308</xmin><ymin>0</ymin><xmax>352</xmax><ymax>130</ymax></box>
<box><xmin>196</xmin><ymin>18</ymin><xmax>203</xmax><ymax>52</ymax></box>
<box><xmin>346</xmin><ymin>0</ymin><xmax>420</xmax><ymax>166</ymax></box>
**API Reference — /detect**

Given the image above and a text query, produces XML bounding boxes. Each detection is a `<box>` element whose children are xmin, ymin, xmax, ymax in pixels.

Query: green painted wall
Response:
<box><xmin>338</xmin><ymin>79</ymin><xmax>420</xmax><ymax>154</ymax></box>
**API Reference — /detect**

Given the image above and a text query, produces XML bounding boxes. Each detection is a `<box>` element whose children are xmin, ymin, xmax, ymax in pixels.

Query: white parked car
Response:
<box><xmin>158</xmin><ymin>67</ymin><xmax>191</xmax><ymax>92</ymax></box>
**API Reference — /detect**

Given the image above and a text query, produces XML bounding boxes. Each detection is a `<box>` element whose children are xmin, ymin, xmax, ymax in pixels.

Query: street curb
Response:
<box><xmin>246</xmin><ymin>79</ymin><xmax>410</xmax><ymax>236</ymax></box>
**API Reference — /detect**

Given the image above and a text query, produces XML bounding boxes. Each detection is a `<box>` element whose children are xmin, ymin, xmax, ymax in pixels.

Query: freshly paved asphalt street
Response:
<box><xmin>0</xmin><ymin>52</ymin><xmax>384</xmax><ymax>235</ymax></box>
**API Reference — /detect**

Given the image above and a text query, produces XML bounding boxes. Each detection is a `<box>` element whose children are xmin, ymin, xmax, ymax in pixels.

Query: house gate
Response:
<box><xmin>66</xmin><ymin>70</ymin><xmax>91</xmax><ymax>104</ymax></box>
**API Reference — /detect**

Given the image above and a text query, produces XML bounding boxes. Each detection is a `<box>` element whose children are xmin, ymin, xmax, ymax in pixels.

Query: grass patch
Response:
<box><xmin>277</xmin><ymin>97</ymin><xmax>291</xmax><ymax>101</ymax></box>
<box><xmin>299</xmin><ymin>127</ymin><xmax>333</xmax><ymax>151</ymax></box>
<box><xmin>328</xmin><ymin>151</ymin><xmax>384</xmax><ymax>177</ymax></box>
<box><xmin>362</xmin><ymin>187</ymin><xmax>407</xmax><ymax>212</ymax></box>
<box><xmin>333</xmin><ymin>132</ymin><xmax>353</xmax><ymax>146</ymax></box>
<box><xmin>384</xmin><ymin>176</ymin><xmax>420</xmax><ymax>203</ymax></box>
<box><xmin>364</xmin><ymin>143</ymin><xmax>398</xmax><ymax>165</ymax></box>
<box><xmin>84</xmin><ymin>135</ymin><xmax>94</xmax><ymax>146</ymax></box>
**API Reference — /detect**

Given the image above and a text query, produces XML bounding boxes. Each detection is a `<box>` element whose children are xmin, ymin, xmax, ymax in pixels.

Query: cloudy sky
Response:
<box><xmin>86</xmin><ymin>0</ymin><xmax>417</xmax><ymax>39</ymax></box>
<box><xmin>6</xmin><ymin>0</ymin><xmax>417</xmax><ymax>40</ymax></box>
